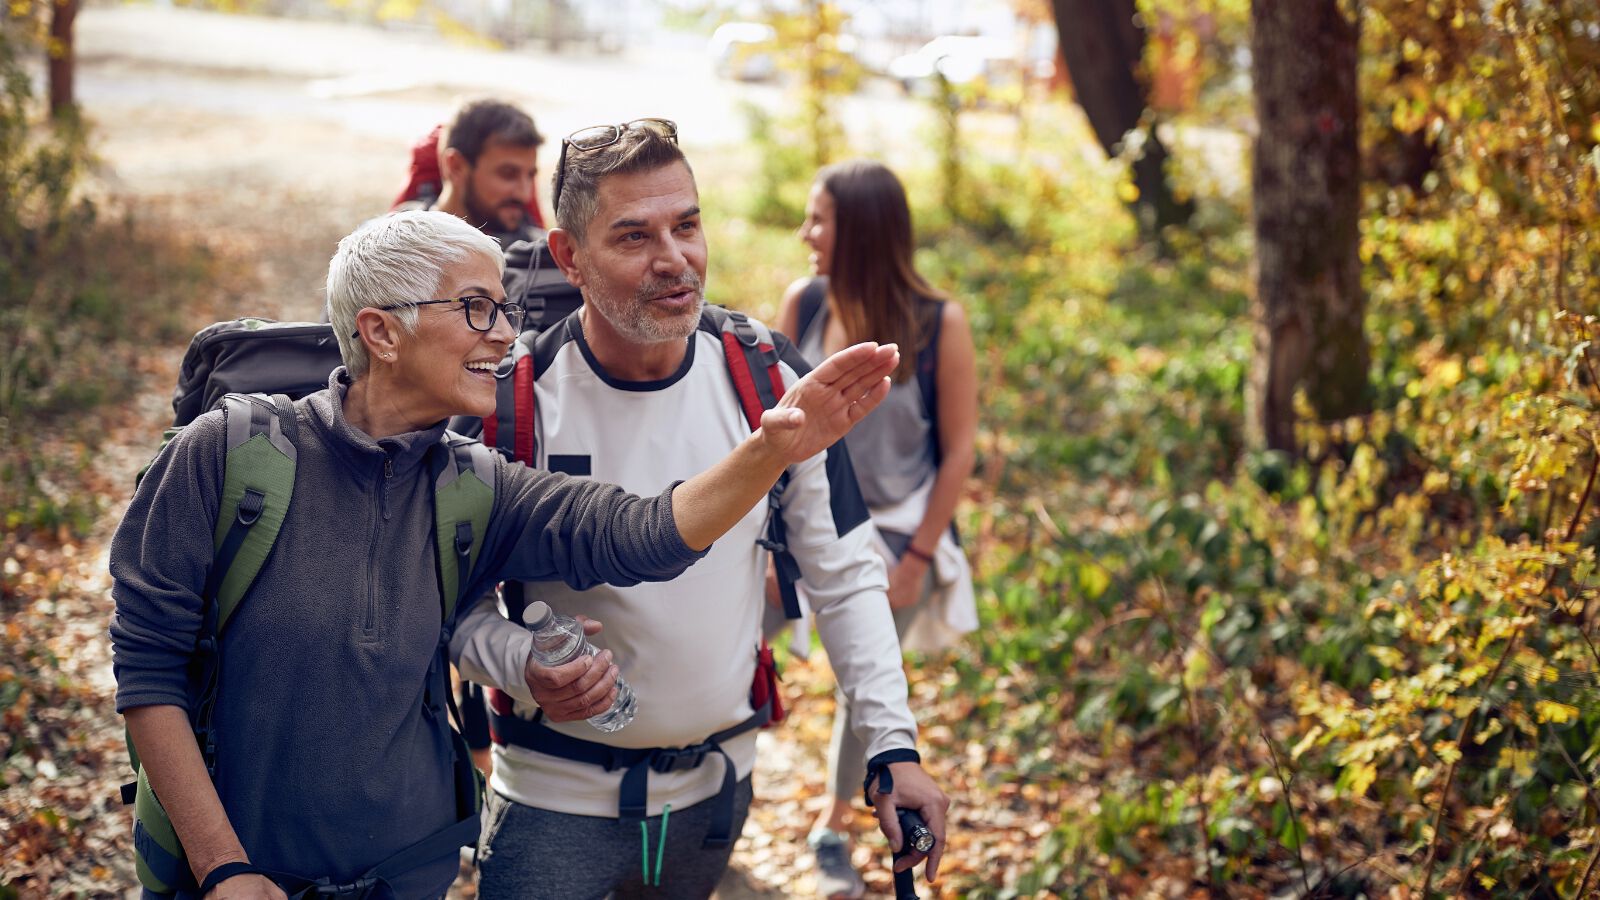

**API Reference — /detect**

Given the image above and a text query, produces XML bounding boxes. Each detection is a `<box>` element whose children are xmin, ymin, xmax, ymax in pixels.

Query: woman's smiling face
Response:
<box><xmin>800</xmin><ymin>181</ymin><xmax>837</xmax><ymax>277</ymax></box>
<box><xmin>390</xmin><ymin>250</ymin><xmax>514</xmax><ymax>423</ymax></box>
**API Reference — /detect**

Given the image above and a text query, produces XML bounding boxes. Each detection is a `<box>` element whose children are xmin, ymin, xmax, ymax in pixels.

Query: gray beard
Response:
<box><xmin>586</xmin><ymin>271</ymin><xmax>706</xmax><ymax>344</ymax></box>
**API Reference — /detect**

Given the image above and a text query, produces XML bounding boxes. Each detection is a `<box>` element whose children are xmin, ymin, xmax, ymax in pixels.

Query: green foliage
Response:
<box><xmin>0</xmin><ymin>28</ymin><xmax>216</xmax><ymax>538</ymax></box>
<box><xmin>724</xmin><ymin>1</ymin><xmax>1600</xmax><ymax>893</ymax></box>
<box><xmin>737</xmin><ymin>2</ymin><xmax>862</xmax><ymax>227</ymax></box>
<box><xmin>965</xmin><ymin>2</ymin><xmax>1600</xmax><ymax>895</ymax></box>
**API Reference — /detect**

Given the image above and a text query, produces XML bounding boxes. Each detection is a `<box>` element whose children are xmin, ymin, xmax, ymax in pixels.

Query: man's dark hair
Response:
<box><xmin>445</xmin><ymin>99</ymin><xmax>543</xmax><ymax>164</ymax></box>
<box><xmin>554</xmin><ymin>128</ymin><xmax>690</xmax><ymax>243</ymax></box>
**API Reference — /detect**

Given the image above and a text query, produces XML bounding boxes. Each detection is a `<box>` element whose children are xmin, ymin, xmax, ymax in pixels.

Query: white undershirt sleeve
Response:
<box><xmin>450</xmin><ymin>590</ymin><xmax>537</xmax><ymax>707</ymax></box>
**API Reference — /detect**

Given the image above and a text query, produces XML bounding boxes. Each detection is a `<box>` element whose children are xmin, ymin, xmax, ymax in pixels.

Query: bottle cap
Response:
<box><xmin>522</xmin><ymin>600</ymin><xmax>553</xmax><ymax>630</ymax></box>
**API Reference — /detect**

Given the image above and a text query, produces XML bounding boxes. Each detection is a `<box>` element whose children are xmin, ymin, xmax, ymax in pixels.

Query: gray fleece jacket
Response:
<box><xmin>109</xmin><ymin>371</ymin><xmax>704</xmax><ymax>898</ymax></box>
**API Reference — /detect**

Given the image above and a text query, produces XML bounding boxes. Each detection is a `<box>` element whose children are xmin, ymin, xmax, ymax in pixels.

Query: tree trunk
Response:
<box><xmin>1250</xmin><ymin>0</ymin><xmax>1370</xmax><ymax>454</ymax></box>
<box><xmin>1050</xmin><ymin>0</ymin><xmax>1192</xmax><ymax>232</ymax></box>
<box><xmin>48</xmin><ymin>0</ymin><xmax>78</xmax><ymax>119</ymax></box>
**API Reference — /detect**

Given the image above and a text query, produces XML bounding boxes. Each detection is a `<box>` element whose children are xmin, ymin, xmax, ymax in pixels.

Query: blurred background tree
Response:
<box><xmin>1250</xmin><ymin>0</ymin><xmax>1370</xmax><ymax>454</ymax></box>
<box><xmin>1049</xmin><ymin>0</ymin><xmax>1194</xmax><ymax>235</ymax></box>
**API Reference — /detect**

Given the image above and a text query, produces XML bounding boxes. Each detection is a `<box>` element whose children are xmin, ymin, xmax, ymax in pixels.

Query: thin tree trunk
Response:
<box><xmin>48</xmin><ymin>0</ymin><xmax>78</xmax><ymax>119</ymax></box>
<box><xmin>1249</xmin><ymin>0</ymin><xmax>1370</xmax><ymax>453</ymax></box>
<box><xmin>1050</xmin><ymin>0</ymin><xmax>1192</xmax><ymax>232</ymax></box>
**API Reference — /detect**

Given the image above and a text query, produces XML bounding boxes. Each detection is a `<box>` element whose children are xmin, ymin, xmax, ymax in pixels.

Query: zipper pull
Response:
<box><xmin>384</xmin><ymin>456</ymin><xmax>394</xmax><ymax>478</ymax></box>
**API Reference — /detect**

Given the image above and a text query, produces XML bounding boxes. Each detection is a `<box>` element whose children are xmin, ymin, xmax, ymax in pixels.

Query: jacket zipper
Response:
<box><xmin>365</xmin><ymin>453</ymin><xmax>395</xmax><ymax>633</ymax></box>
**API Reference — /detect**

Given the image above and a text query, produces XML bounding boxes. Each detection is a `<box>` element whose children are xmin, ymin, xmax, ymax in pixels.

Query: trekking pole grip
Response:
<box><xmin>891</xmin><ymin>807</ymin><xmax>934</xmax><ymax>900</ymax></box>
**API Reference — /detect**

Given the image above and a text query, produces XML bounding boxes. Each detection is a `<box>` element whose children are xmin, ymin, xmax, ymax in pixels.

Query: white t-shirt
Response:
<box><xmin>452</xmin><ymin>312</ymin><xmax>916</xmax><ymax>817</ymax></box>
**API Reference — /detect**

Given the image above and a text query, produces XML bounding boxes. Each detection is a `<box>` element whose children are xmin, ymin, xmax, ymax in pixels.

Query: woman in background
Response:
<box><xmin>777</xmin><ymin>159</ymin><xmax>979</xmax><ymax>900</ymax></box>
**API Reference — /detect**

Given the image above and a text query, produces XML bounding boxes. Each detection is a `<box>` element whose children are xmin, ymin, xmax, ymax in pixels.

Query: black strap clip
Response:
<box><xmin>729</xmin><ymin>313</ymin><xmax>760</xmax><ymax>348</ymax></box>
<box><xmin>312</xmin><ymin>875</ymin><xmax>378</xmax><ymax>897</ymax></box>
<box><xmin>454</xmin><ymin>521</ymin><xmax>474</xmax><ymax>559</ymax></box>
<box><xmin>650</xmin><ymin>743</ymin><xmax>711</xmax><ymax>774</ymax></box>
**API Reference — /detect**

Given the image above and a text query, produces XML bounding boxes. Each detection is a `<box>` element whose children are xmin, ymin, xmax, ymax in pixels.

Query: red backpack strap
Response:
<box><xmin>479</xmin><ymin>334</ymin><xmax>537</xmax><ymax>465</ymax></box>
<box><xmin>707</xmin><ymin>307</ymin><xmax>803</xmax><ymax>622</ymax></box>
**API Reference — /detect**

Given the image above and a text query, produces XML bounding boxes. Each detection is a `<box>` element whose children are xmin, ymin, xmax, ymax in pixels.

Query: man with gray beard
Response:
<box><xmin>449</xmin><ymin>119</ymin><xmax>949</xmax><ymax>899</ymax></box>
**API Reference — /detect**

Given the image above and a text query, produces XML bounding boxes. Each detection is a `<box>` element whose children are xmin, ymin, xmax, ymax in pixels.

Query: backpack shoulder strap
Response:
<box><xmin>918</xmin><ymin>299</ymin><xmax>944</xmax><ymax>464</ymax></box>
<box><xmin>481</xmin><ymin>313</ymin><xmax>578</xmax><ymax>465</ymax></box>
<box><xmin>706</xmin><ymin>305</ymin><xmax>784</xmax><ymax>430</ymax></box>
<box><xmin>432</xmin><ymin>434</ymin><xmax>497</xmax><ymax>622</ymax></box>
<box><xmin>704</xmin><ymin>307</ymin><xmax>804</xmax><ymax>620</ymax></box>
<box><xmin>209</xmin><ymin>393</ymin><xmax>299</xmax><ymax>633</ymax></box>
<box><xmin>795</xmin><ymin>278</ymin><xmax>827</xmax><ymax>347</ymax></box>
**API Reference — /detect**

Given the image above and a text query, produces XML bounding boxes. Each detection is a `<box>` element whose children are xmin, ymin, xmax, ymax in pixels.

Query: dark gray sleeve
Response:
<box><xmin>107</xmin><ymin>411</ymin><xmax>228</xmax><ymax>714</ymax></box>
<box><xmin>471</xmin><ymin>456</ymin><xmax>707</xmax><ymax>596</ymax></box>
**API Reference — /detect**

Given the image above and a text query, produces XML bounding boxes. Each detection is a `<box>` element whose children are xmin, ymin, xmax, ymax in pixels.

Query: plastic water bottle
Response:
<box><xmin>521</xmin><ymin>601</ymin><xmax>636</xmax><ymax>733</ymax></box>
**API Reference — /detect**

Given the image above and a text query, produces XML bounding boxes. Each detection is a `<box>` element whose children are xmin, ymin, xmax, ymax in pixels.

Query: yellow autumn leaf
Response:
<box><xmin>1346</xmin><ymin>762</ymin><xmax>1377</xmax><ymax>797</ymax></box>
<box><xmin>1535</xmin><ymin>700</ymin><xmax>1578</xmax><ymax>724</ymax></box>
<box><xmin>1291</xmin><ymin>725</ymin><xmax>1324</xmax><ymax>760</ymax></box>
<box><xmin>1497</xmin><ymin>747</ymin><xmax>1537</xmax><ymax>779</ymax></box>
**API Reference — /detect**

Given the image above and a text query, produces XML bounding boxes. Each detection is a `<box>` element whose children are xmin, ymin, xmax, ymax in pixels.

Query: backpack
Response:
<box><xmin>127</xmin><ymin>352</ymin><xmax>497</xmax><ymax>896</ymax></box>
<box><xmin>503</xmin><ymin>235</ymin><xmax>584</xmax><ymax>335</ymax></box>
<box><xmin>170</xmin><ymin>319</ymin><xmax>344</xmax><ymax>428</ymax></box>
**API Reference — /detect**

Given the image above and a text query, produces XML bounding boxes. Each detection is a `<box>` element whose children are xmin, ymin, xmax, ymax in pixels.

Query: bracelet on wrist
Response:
<box><xmin>903</xmin><ymin>544</ymin><xmax>935</xmax><ymax>564</ymax></box>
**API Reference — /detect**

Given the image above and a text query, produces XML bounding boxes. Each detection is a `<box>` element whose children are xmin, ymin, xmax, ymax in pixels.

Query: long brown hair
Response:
<box><xmin>818</xmin><ymin>160</ymin><xmax>947</xmax><ymax>383</ymax></box>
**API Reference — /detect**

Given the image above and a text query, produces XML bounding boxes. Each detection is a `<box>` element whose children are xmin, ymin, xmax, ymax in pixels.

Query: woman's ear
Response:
<box><xmin>356</xmin><ymin>308</ymin><xmax>403</xmax><ymax>363</ymax></box>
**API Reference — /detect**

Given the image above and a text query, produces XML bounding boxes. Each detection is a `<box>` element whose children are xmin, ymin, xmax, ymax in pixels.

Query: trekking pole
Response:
<box><xmin>892</xmin><ymin>807</ymin><xmax>936</xmax><ymax>900</ymax></box>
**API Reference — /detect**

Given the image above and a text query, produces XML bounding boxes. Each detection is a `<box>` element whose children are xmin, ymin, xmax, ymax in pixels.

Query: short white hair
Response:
<box><xmin>326</xmin><ymin>210</ymin><xmax>505</xmax><ymax>378</ymax></box>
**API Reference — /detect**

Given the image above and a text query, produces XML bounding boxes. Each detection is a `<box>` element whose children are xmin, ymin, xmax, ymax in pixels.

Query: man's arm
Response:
<box><xmin>777</xmin><ymin>435</ymin><xmax>951</xmax><ymax>880</ymax></box>
<box><xmin>450</xmin><ymin>592</ymin><xmax>619</xmax><ymax>721</ymax></box>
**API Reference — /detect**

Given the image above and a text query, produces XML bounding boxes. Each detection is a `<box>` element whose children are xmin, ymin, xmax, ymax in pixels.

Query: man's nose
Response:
<box><xmin>650</xmin><ymin>233</ymin><xmax>689</xmax><ymax>276</ymax></box>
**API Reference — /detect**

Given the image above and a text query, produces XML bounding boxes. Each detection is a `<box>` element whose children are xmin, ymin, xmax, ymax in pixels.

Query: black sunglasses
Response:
<box><xmin>352</xmin><ymin>295</ymin><xmax>526</xmax><ymax>340</ymax></box>
<box><xmin>550</xmin><ymin>118</ymin><xmax>679</xmax><ymax>218</ymax></box>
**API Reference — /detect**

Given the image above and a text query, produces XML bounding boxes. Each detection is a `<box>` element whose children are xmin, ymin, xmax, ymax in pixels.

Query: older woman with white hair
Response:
<box><xmin>110</xmin><ymin>210</ymin><xmax>898</xmax><ymax>900</ymax></box>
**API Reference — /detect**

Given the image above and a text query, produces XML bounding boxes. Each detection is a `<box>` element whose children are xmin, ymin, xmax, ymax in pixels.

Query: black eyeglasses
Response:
<box><xmin>354</xmin><ymin>295</ymin><xmax>525</xmax><ymax>338</ymax></box>
<box><xmin>551</xmin><ymin>118</ymin><xmax>679</xmax><ymax>217</ymax></box>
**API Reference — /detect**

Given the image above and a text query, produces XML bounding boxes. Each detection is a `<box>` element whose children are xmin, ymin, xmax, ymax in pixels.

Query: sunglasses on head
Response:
<box><xmin>551</xmin><ymin>118</ymin><xmax>679</xmax><ymax>218</ymax></box>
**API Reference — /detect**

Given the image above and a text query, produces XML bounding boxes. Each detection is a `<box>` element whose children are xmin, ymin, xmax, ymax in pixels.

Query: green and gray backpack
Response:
<box><xmin>125</xmin><ymin>382</ymin><xmax>496</xmax><ymax>896</ymax></box>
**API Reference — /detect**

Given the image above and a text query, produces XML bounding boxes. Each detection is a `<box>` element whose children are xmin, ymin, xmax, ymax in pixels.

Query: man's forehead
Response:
<box><xmin>477</xmin><ymin>137</ymin><xmax>539</xmax><ymax>166</ymax></box>
<box><xmin>593</xmin><ymin>163</ymin><xmax>699</xmax><ymax>225</ymax></box>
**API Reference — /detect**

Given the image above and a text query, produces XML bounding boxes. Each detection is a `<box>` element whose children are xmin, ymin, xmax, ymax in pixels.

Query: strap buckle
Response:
<box><xmin>650</xmin><ymin>743</ymin><xmax>711</xmax><ymax>774</ymax></box>
<box><xmin>313</xmin><ymin>875</ymin><xmax>378</xmax><ymax>897</ymax></box>
<box><xmin>729</xmin><ymin>313</ymin><xmax>760</xmax><ymax>349</ymax></box>
<box><xmin>236</xmin><ymin>488</ymin><xmax>266</xmax><ymax>525</ymax></box>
